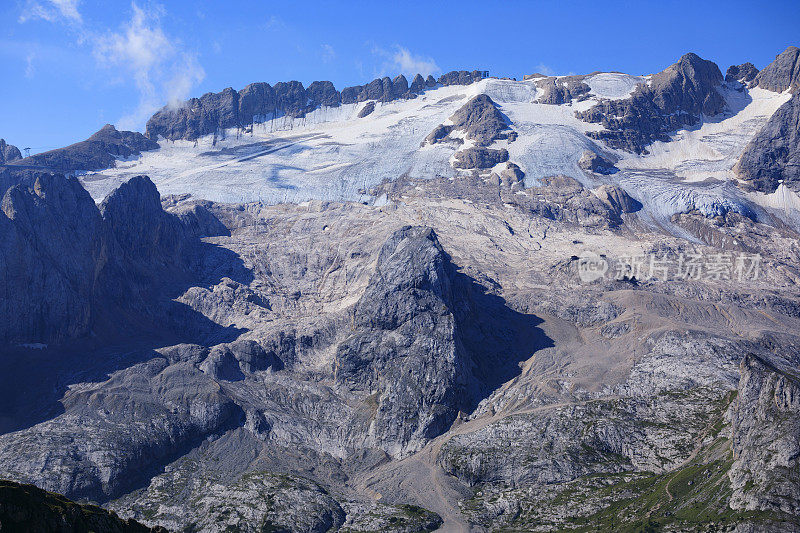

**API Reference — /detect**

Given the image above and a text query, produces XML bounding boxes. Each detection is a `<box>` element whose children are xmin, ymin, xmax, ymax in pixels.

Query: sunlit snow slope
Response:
<box><xmin>83</xmin><ymin>76</ymin><xmax>797</xmax><ymax>226</ymax></box>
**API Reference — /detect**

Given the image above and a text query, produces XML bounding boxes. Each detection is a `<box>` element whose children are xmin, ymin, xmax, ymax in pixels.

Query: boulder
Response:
<box><xmin>578</xmin><ymin>150</ymin><xmax>618</xmax><ymax>174</ymax></box>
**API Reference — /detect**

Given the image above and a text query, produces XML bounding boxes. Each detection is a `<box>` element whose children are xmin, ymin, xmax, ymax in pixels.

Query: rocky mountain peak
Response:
<box><xmin>755</xmin><ymin>45</ymin><xmax>800</xmax><ymax>92</ymax></box>
<box><xmin>577</xmin><ymin>52</ymin><xmax>725</xmax><ymax>153</ymax></box>
<box><xmin>0</xmin><ymin>139</ymin><xmax>22</xmax><ymax>164</ymax></box>
<box><xmin>726</xmin><ymin>62</ymin><xmax>759</xmax><ymax>83</ymax></box>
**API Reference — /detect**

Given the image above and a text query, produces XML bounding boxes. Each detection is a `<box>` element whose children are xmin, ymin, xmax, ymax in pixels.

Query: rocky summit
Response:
<box><xmin>1</xmin><ymin>43</ymin><xmax>800</xmax><ymax>533</ymax></box>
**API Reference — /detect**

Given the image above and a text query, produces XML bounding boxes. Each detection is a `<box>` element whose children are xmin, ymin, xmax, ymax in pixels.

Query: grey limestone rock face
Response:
<box><xmin>237</xmin><ymin>82</ymin><xmax>276</xmax><ymax>124</ymax></box>
<box><xmin>0</xmin><ymin>171</ymin><xmax>103</xmax><ymax>344</ymax></box>
<box><xmin>0</xmin><ymin>172</ymin><xmax>222</xmax><ymax>345</ymax></box>
<box><xmin>593</xmin><ymin>184</ymin><xmax>640</xmax><ymax>215</ymax></box>
<box><xmin>8</xmin><ymin>124</ymin><xmax>158</xmax><ymax>173</ymax></box>
<box><xmin>0</xmin><ymin>357</ymin><xmax>243</xmax><ymax>503</ymax></box>
<box><xmin>726</xmin><ymin>62</ymin><xmax>759</xmax><ymax>83</ymax></box>
<box><xmin>754</xmin><ymin>46</ymin><xmax>800</xmax><ymax>93</ymax></box>
<box><xmin>735</xmin><ymin>93</ymin><xmax>800</xmax><ymax>192</ymax></box>
<box><xmin>409</xmin><ymin>73</ymin><xmax>426</xmax><ymax>93</ymax></box>
<box><xmin>535</xmin><ymin>75</ymin><xmax>591</xmax><ymax>105</ymax></box>
<box><xmin>0</xmin><ymin>139</ymin><xmax>22</xmax><ymax>164</ymax></box>
<box><xmin>334</xmin><ymin>226</ymin><xmax>472</xmax><ymax>455</ymax></box>
<box><xmin>448</xmin><ymin>94</ymin><xmax>511</xmax><ymax>147</ymax></box>
<box><xmin>577</xmin><ymin>53</ymin><xmax>725</xmax><ymax>153</ymax></box>
<box><xmin>306</xmin><ymin>80</ymin><xmax>341</xmax><ymax>108</ymax></box>
<box><xmin>729</xmin><ymin>353</ymin><xmax>800</xmax><ymax>515</ymax></box>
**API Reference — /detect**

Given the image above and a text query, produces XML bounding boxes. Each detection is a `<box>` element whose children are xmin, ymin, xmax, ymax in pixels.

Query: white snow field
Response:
<box><xmin>84</xmin><ymin>76</ymin><xmax>799</xmax><ymax>227</ymax></box>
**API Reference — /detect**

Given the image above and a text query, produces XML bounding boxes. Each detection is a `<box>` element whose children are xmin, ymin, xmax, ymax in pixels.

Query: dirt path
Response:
<box><xmin>351</xmin><ymin>401</ymin><xmax>583</xmax><ymax>532</ymax></box>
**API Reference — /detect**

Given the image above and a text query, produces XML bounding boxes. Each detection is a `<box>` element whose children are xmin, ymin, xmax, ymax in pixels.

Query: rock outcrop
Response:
<box><xmin>535</xmin><ymin>75</ymin><xmax>591</xmax><ymax>104</ymax></box>
<box><xmin>735</xmin><ymin>93</ymin><xmax>800</xmax><ymax>192</ymax></box>
<box><xmin>577</xmin><ymin>53</ymin><xmax>725</xmax><ymax>153</ymax></box>
<box><xmin>357</xmin><ymin>101</ymin><xmax>376</xmax><ymax>118</ymax></box>
<box><xmin>7</xmin><ymin>125</ymin><xmax>158</xmax><ymax>173</ymax></box>
<box><xmin>0</xmin><ymin>139</ymin><xmax>22</xmax><ymax>164</ymax></box>
<box><xmin>453</xmin><ymin>147</ymin><xmax>509</xmax><ymax>169</ymax></box>
<box><xmin>754</xmin><ymin>46</ymin><xmax>800</xmax><ymax>93</ymax></box>
<box><xmin>437</xmin><ymin>70</ymin><xmax>486</xmax><ymax>86</ymax></box>
<box><xmin>726</xmin><ymin>62</ymin><xmax>759</xmax><ymax>83</ymax></box>
<box><xmin>334</xmin><ymin>226</ymin><xmax>472</xmax><ymax>455</ymax></box>
<box><xmin>424</xmin><ymin>94</ymin><xmax>513</xmax><ymax>148</ymax></box>
<box><xmin>729</xmin><ymin>354</ymin><xmax>800</xmax><ymax>514</ymax></box>
<box><xmin>577</xmin><ymin>150</ymin><xmax>618</xmax><ymax>174</ymax></box>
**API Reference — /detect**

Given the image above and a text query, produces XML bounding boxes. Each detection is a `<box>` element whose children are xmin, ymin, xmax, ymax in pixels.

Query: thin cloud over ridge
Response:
<box><xmin>18</xmin><ymin>1</ymin><xmax>205</xmax><ymax>132</ymax></box>
<box><xmin>372</xmin><ymin>45</ymin><xmax>440</xmax><ymax>79</ymax></box>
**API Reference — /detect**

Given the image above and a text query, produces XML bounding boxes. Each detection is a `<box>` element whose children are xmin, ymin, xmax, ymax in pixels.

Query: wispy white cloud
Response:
<box><xmin>535</xmin><ymin>63</ymin><xmax>555</xmax><ymax>76</ymax></box>
<box><xmin>93</xmin><ymin>3</ymin><xmax>205</xmax><ymax>129</ymax></box>
<box><xmin>24</xmin><ymin>52</ymin><xmax>36</xmax><ymax>78</ymax></box>
<box><xmin>19</xmin><ymin>0</ymin><xmax>82</xmax><ymax>25</ymax></box>
<box><xmin>320</xmin><ymin>43</ymin><xmax>336</xmax><ymax>63</ymax></box>
<box><xmin>372</xmin><ymin>45</ymin><xmax>440</xmax><ymax>78</ymax></box>
<box><xmin>19</xmin><ymin>1</ymin><xmax>205</xmax><ymax>131</ymax></box>
<box><xmin>392</xmin><ymin>47</ymin><xmax>439</xmax><ymax>77</ymax></box>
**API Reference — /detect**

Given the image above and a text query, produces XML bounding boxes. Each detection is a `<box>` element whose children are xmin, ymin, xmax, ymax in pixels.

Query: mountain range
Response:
<box><xmin>1</xmin><ymin>46</ymin><xmax>800</xmax><ymax>532</ymax></box>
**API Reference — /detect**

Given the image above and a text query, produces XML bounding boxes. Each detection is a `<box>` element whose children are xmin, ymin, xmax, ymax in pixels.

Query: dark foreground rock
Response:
<box><xmin>0</xmin><ymin>479</ymin><xmax>165</xmax><ymax>532</ymax></box>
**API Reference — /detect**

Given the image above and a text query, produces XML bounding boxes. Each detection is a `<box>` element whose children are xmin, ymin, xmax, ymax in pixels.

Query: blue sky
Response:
<box><xmin>1</xmin><ymin>0</ymin><xmax>799</xmax><ymax>152</ymax></box>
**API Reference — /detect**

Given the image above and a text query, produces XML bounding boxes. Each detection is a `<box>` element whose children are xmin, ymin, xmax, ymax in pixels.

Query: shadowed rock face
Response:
<box><xmin>736</xmin><ymin>93</ymin><xmax>800</xmax><ymax>192</ymax></box>
<box><xmin>754</xmin><ymin>46</ymin><xmax>800</xmax><ymax>93</ymax></box>
<box><xmin>357</xmin><ymin>101</ymin><xmax>376</xmax><ymax>118</ymax></box>
<box><xmin>0</xmin><ymin>171</ymin><xmax>103</xmax><ymax>344</ymax></box>
<box><xmin>7</xmin><ymin>125</ymin><xmax>158</xmax><ymax>173</ymax></box>
<box><xmin>0</xmin><ymin>172</ymin><xmax>221</xmax><ymax>345</ymax></box>
<box><xmin>0</xmin><ymin>139</ymin><xmax>22</xmax><ymax>164</ymax></box>
<box><xmin>577</xmin><ymin>53</ymin><xmax>725</xmax><ymax>153</ymax></box>
<box><xmin>578</xmin><ymin>150</ymin><xmax>618</xmax><ymax>175</ymax></box>
<box><xmin>726</xmin><ymin>62</ymin><xmax>759</xmax><ymax>83</ymax></box>
<box><xmin>438</xmin><ymin>70</ymin><xmax>485</xmax><ymax>86</ymax></box>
